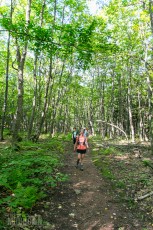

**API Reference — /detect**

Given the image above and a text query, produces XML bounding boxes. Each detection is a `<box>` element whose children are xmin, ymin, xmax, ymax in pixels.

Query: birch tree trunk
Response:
<box><xmin>12</xmin><ymin>0</ymin><xmax>32</xmax><ymax>141</ymax></box>
<box><xmin>127</xmin><ymin>64</ymin><xmax>135</xmax><ymax>142</ymax></box>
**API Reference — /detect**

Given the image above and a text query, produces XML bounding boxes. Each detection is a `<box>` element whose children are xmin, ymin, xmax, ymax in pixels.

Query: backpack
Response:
<box><xmin>84</xmin><ymin>129</ymin><xmax>89</xmax><ymax>137</ymax></box>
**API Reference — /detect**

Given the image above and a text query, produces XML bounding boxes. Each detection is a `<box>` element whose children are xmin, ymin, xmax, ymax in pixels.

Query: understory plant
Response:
<box><xmin>0</xmin><ymin>138</ymin><xmax>67</xmax><ymax>211</ymax></box>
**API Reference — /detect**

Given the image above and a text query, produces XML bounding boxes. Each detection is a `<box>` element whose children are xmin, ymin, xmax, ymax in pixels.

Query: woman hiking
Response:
<box><xmin>74</xmin><ymin>130</ymin><xmax>87</xmax><ymax>171</ymax></box>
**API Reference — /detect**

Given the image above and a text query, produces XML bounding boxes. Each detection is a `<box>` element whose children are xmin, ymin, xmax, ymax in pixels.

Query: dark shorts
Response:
<box><xmin>77</xmin><ymin>149</ymin><xmax>86</xmax><ymax>154</ymax></box>
<box><xmin>73</xmin><ymin>138</ymin><xmax>76</xmax><ymax>144</ymax></box>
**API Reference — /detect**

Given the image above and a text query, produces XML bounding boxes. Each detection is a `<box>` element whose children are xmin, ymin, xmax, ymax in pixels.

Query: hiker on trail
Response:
<box><xmin>83</xmin><ymin>128</ymin><xmax>89</xmax><ymax>137</ymax></box>
<box><xmin>74</xmin><ymin>130</ymin><xmax>87</xmax><ymax>171</ymax></box>
<box><xmin>72</xmin><ymin>127</ymin><xmax>78</xmax><ymax>145</ymax></box>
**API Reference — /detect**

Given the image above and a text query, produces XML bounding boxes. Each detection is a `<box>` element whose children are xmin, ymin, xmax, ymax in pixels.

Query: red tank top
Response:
<box><xmin>77</xmin><ymin>136</ymin><xmax>86</xmax><ymax>150</ymax></box>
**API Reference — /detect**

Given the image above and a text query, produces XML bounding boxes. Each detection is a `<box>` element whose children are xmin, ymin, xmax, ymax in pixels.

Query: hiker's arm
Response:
<box><xmin>85</xmin><ymin>137</ymin><xmax>89</xmax><ymax>148</ymax></box>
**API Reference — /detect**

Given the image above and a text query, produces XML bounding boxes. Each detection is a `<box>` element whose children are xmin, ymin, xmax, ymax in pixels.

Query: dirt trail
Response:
<box><xmin>26</xmin><ymin>138</ymin><xmax>153</xmax><ymax>230</ymax></box>
<box><xmin>42</xmin><ymin>147</ymin><xmax>152</xmax><ymax>230</ymax></box>
<box><xmin>63</xmin><ymin>150</ymin><xmax>118</xmax><ymax>230</ymax></box>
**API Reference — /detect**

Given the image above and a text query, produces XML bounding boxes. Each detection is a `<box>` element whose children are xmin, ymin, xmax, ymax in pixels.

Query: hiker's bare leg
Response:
<box><xmin>79</xmin><ymin>154</ymin><xmax>84</xmax><ymax>171</ymax></box>
<box><xmin>80</xmin><ymin>154</ymin><xmax>85</xmax><ymax>165</ymax></box>
<box><xmin>78</xmin><ymin>153</ymin><xmax>81</xmax><ymax>161</ymax></box>
<box><xmin>76</xmin><ymin>153</ymin><xmax>81</xmax><ymax>166</ymax></box>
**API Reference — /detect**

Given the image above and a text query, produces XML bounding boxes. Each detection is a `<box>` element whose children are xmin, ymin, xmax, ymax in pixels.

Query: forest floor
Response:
<box><xmin>3</xmin><ymin>137</ymin><xmax>153</xmax><ymax>230</ymax></box>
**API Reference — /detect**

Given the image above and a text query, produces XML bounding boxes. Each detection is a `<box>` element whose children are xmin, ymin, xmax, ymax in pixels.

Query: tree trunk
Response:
<box><xmin>138</xmin><ymin>91</ymin><xmax>143</xmax><ymax>141</ymax></box>
<box><xmin>28</xmin><ymin>0</ymin><xmax>46</xmax><ymax>140</ymax></box>
<box><xmin>0</xmin><ymin>32</ymin><xmax>10</xmax><ymax>141</ymax></box>
<box><xmin>118</xmin><ymin>72</ymin><xmax>124</xmax><ymax>137</ymax></box>
<box><xmin>36</xmin><ymin>57</ymin><xmax>53</xmax><ymax>139</ymax></box>
<box><xmin>146</xmin><ymin>74</ymin><xmax>153</xmax><ymax>151</ymax></box>
<box><xmin>109</xmin><ymin>69</ymin><xmax>115</xmax><ymax>138</ymax></box>
<box><xmin>148</xmin><ymin>0</ymin><xmax>153</xmax><ymax>153</ymax></box>
<box><xmin>127</xmin><ymin>65</ymin><xmax>135</xmax><ymax>142</ymax></box>
<box><xmin>0</xmin><ymin>0</ymin><xmax>13</xmax><ymax>141</ymax></box>
<box><xmin>12</xmin><ymin>0</ymin><xmax>32</xmax><ymax>141</ymax></box>
<box><xmin>27</xmin><ymin>55</ymin><xmax>38</xmax><ymax>139</ymax></box>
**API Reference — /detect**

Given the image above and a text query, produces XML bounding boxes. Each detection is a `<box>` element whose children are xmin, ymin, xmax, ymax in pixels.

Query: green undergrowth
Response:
<box><xmin>0</xmin><ymin>136</ymin><xmax>69</xmax><ymax>214</ymax></box>
<box><xmin>91</xmin><ymin>137</ymin><xmax>152</xmax><ymax>210</ymax></box>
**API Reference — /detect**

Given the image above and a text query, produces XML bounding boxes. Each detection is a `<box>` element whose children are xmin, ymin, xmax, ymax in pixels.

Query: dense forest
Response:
<box><xmin>0</xmin><ymin>1</ymin><xmax>153</xmax><ymax>229</ymax></box>
<box><xmin>0</xmin><ymin>0</ymin><xmax>153</xmax><ymax>149</ymax></box>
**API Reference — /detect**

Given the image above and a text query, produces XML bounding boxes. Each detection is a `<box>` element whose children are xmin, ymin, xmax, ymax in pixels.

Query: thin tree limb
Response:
<box><xmin>12</xmin><ymin>59</ymin><xmax>18</xmax><ymax>71</ymax></box>
<box><xmin>96</xmin><ymin>120</ymin><xmax>128</xmax><ymax>140</ymax></box>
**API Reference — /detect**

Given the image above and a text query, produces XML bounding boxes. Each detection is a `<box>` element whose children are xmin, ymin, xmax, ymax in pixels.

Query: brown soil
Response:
<box><xmin>5</xmin><ymin>139</ymin><xmax>153</xmax><ymax>230</ymax></box>
<box><xmin>29</xmin><ymin>140</ymin><xmax>153</xmax><ymax>230</ymax></box>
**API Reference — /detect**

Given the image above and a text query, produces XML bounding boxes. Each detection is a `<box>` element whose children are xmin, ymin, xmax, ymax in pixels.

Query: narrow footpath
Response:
<box><xmin>39</xmin><ymin>145</ymin><xmax>152</xmax><ymax>230</ymax></box>
<box><xmin>60</xmin><ymin>149</ymin><xmax>118</xmax><ymax>230</ymax></box>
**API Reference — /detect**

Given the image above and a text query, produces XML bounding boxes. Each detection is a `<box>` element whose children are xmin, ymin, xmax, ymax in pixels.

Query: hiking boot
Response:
<box><xmin>76</xmin><ymin>162</ymin><xmax>81</xmax><ymax>169</ymax></box>
<box><xmin>80</xmin><ymin>165</ymin><xmax>84</xmax><ymax>171</ymax></box>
